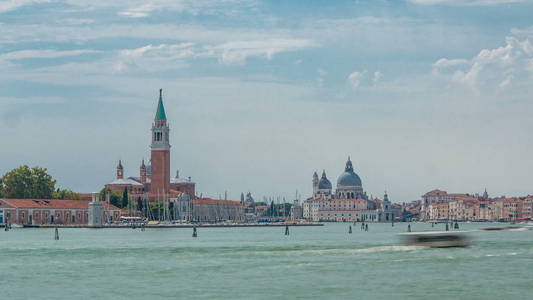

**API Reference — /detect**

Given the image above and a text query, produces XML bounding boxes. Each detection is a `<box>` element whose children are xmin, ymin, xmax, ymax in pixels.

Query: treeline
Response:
<box><xmin>0</xmin><ymin>165</ymin><xmax>80</xmax><ymax>199</ymax></box>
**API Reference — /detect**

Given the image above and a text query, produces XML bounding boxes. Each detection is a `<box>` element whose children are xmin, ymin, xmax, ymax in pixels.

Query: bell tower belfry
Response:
<box><xmin>150</xmin><ymin>89</ymin><xmax>171</xmax><ymax>197</ymax></box>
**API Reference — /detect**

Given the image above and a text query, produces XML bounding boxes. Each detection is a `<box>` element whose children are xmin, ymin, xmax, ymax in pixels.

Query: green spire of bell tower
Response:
<box><xmin>155</xmin><ymin>88</ymin><xmax>167</xmax><ymax>121</ymax></box>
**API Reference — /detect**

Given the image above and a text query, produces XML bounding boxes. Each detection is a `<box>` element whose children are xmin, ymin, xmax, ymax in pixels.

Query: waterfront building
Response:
<box><xmin>0</xmin><ymin>198</ymin><xmax>120</xmax><ymax>226</ymax></box>
<box><xmin>192</xmin><ymin>198</ymin><xmax>244</xmax><ymax>222</ymax></box>
<box><xmin>421</xmin><ymin>188</ymin><xmax>533</xmax><ymax>222</ymax></box>
<box><xmin>303</xmin><ymin>157</ymin><xmax>393</xmax><ymax>222</ymax></box>
<box><xmin>522</xmin><ymin>197</ymin><xmax>533</xmax><ymax>220</ymax></box>
<box><xmin>303</xmin><ymin>198</ymin><xmax>322</xmax><ymax>222</ymax></box>
<box><xmin>170</xmin><ymin>192</ymin><xmax>193</xmax><ymax>222</ymax></box>
<box><xmin>422</xmin><ymin>190</ymin><xmax>482</xmax><ymax>221</ymax></box>
<box><xmin>88</xmin><ymin>193</ymin><xmax>104</xmax><ymax>227</ymax></box>
<box><xmin>290</xmin><ymin>198</ymin><xmax>303</xmax><ymax>220</ymax></box>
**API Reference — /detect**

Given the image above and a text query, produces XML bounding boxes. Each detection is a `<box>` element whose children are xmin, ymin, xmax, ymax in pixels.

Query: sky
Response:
<box><xmin>0</xmin><ymin>0</ymin><xmax>532</xmax><ymax>203</ymax></box>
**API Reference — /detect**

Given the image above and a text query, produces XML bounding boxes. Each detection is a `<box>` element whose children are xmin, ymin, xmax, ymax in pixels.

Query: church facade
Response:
<box><xmin>303</xmin><ymin>157</ymin><xmax>394</xmax><ymax>222</ymax></box>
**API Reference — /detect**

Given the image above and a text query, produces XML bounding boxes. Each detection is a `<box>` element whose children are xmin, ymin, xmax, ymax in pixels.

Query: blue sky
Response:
<box><xmin>1</xmin><ymin>0</ymin><xmax>532</xmax><ymax>202</ymax></box>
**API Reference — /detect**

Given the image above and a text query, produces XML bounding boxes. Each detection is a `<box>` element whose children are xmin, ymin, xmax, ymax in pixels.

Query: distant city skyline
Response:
<box><xmin>1</xmin><ymin>0</ymin><xmax>532</xmax><ymax>202</ymax></box>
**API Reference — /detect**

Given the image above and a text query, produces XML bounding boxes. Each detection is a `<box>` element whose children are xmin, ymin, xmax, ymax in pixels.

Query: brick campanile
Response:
<box><xmin>150</xmin><ymin>89</ymin><xmax>171</xmax><ymax>197</ymax></box>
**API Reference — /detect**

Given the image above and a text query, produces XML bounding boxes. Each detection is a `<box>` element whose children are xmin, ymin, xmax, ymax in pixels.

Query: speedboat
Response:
<box><xmin>399</xmin><ymin>231</ymin><xmax>471</xmax><ymax>248</ymax></box>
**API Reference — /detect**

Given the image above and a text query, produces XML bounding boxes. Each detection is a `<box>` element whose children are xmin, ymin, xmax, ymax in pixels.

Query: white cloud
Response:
<box><xmin>407</xmin><ymin>0</ymin><xmax>525</xmax><ymax>6</ymax></box>
<box><xmin>435</xmin><ymin>37</ymin><xmax>533</xmax><ymax>92</ymax></box>
<box><xmin>116</xmin><ymin>43</ymin><xmax>195</xmax><ymax>72</ymax></box>
<box><xmin>206</xmin><ymin>39</ymin><xmax>317</xmax><ymax>64</ymax></box>
<box><xmin>373</xmin><ymin>71</ymin><xmax>383</xmax><ymax>86</ymax></box>
<box><xmin>347</xmin><ymin>71</ymin><xmax>365</xmax><ymax>90</ymax></box>
<box><xmin>118</xmin><ymin>4</ymin><xmax>157</xmax><ymax>18</ymax></box>
<box><xmin>112</xmin><ymin>39</ymin><xmax>317</xmax><ymax>72</ymax></box>
<box><xmin>433</xmin><ymin>58</ymin><xmax>470</xmax><ymax>68</ymax></box>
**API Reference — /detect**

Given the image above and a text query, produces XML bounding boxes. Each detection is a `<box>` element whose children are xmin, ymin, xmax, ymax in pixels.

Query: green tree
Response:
<box><xmin>53</xmin><ymin>189</ymin><xmax>81</xmax><ymax>200</ymax></box>
<box><xmin>0</xmin><ymin>165</ymin><xmax>56</xmax><ymax>199</ymax></box>
<box><xmin>122</xmin><ymin>188</ymin><xmax>129</xmax><ymax>208</ymax></box>
<box><xmin>99</xmin><ymin>187</ymin><xmax>122</xmax><ymax>208</ymax></box>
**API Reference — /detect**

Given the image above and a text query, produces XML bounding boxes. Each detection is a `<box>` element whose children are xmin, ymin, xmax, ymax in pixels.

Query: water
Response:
<box><xmin>1</xmin><ymin>223</ymin><xmax>532</xmax><ymax>299</ymax></box>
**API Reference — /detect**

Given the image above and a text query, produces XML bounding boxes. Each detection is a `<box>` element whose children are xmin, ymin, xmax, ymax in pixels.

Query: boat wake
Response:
<box><xmin>284</xmin><ymin>245</ymin><xmax>426</xmax><ymax>256</ymax></box>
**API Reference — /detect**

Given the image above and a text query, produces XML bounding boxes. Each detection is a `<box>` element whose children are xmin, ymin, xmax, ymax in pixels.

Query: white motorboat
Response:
<box><xmin>399</xmin><ymin>231</ymin><xmax>471</xmax><ymax>248</ymax></box>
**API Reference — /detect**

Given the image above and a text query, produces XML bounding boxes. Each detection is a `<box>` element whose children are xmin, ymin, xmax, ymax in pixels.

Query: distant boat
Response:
<box><xmin>399</xmin><ymin>231</ymin><xmax>471</xmax><ymax>248</ymax></box>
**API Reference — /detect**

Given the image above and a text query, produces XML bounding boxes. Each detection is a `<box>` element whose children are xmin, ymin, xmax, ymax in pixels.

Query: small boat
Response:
<box><xmin>482</xmin><ymin>226</ymin><xmax>524</xmax><ymax>231</ymax></box>
<box><xmin>399</xmin><ymin>231</ymin><xmax>471</xmax><ymax>248</ymax></box>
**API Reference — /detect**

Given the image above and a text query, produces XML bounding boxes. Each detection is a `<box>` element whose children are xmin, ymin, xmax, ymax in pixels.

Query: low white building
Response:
<box><xmin>303</xmin><ymin>198</ymin><xmax>321</xmax><ymax>222</ymax></box>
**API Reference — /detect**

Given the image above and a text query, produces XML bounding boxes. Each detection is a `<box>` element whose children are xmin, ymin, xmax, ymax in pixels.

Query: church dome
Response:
<box><xmin>318</xmin><ymin>170</ymin><xmax>332</xmax><ymax>189</ymax></box>
<box><xmin>337</xmin><ymin>171</ymin><xmax>362</xmax><ymax>187</ymax></box>
<box><xmin>336</xmin><ymin>157</ymin><xmax>362</xmax><ymax>187</ymax></box>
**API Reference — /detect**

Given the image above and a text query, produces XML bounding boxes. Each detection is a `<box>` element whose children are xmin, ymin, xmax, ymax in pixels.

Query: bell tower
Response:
<box><xmin>116</xmin><ymin>160</ymin><xmax>124</xmax><ymax>179</ymax></box>
<box><xmin>150</xmin><ymin>89</ymin><xmax>171</xmax><ymax>197</ymax></box>
<box><xmin>140</xmin><ymin>159</ymin><xmax>147</xmax><ymax>184</ymax></box>
<box><xmin>312</xmin><ymin>171</ymin><xmax>319</xmax><ymax>197</ymax></box>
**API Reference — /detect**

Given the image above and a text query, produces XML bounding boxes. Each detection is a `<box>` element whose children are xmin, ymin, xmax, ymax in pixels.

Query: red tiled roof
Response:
<box><xmin>0</xmin><ymin>198</ymin><xmax>120</xmax><ymax>210</ymax></box>
<box><xmin>193</xmin><ymin>198</ymin><xmax>241</xmax><ymax>206</ymax></box>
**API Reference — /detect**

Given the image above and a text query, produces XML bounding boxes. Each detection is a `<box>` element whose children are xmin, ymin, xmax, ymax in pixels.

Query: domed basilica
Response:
<box><xmin>304</xmin><ymin>157</ymin><xmax>393</xmax><ymax>222</ymax></box>
<box><xmin>312</xmin><ymin>157</ymin><xmax>367</xmax><ymax>200</ymax></box>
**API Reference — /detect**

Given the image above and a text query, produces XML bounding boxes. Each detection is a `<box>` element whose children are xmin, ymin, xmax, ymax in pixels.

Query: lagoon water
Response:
<box><xmin>1</xmin><ymin>222</ymin><xmax>532</xmax><ymax>299</ymax></box>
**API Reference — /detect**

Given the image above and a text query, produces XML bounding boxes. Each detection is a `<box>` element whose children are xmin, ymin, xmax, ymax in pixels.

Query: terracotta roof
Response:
<box><xmin>499</xmin><ymin>197</ymin><xmax>524</xmax><ymax>203</ymax></box>
<box><xmin>453</xmin><ymin>196</ymin><xmax>478</xmax><ymax>201</ymax></box>
<box><xmin>193</xmin><ymin>198</ymin><xmax>241</xmax><ymax>206</ymax></box>
<box><xmin>423</xmin><ymin>189</ymin><xmax>447</xmax><ymax>197</ymax></box>
<box><xmin>168</xmin><ymin>189</ymin><xmax>185</xmax><ymax>196</ymax></box>
<box><xmin>0</xmin><ymin>198</ymin><xmax>120</xmax><ymax>210</ymax></box>
<box><xmin>78</xmin><ymin>193</ymin><xmax>93</xmax><ymax>201</ymax></box>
